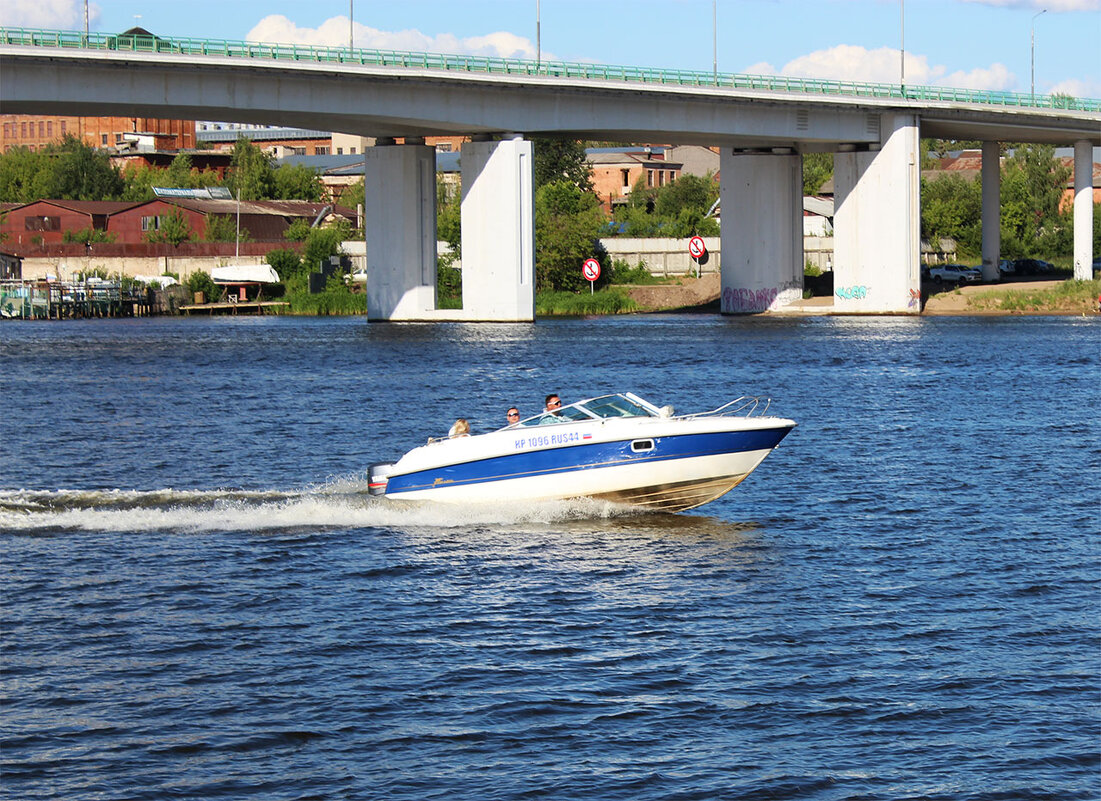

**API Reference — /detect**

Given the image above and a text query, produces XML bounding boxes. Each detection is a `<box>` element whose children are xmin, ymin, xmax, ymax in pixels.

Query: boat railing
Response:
<box><xmin>682</xmin><ymin>396</ymin><xmax>772</xmax><ymax>419</ymax></box>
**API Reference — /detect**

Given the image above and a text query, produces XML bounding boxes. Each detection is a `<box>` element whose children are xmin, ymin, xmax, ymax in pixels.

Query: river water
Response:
<box><xmin>1</xmin><ymin>314</ymin><xmax>1098</xmax><ymax>800</ymax></box>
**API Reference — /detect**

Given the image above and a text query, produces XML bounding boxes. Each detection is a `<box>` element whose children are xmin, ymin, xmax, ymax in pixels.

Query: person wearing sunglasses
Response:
<box><xmin>538</xmin><ymin>393</ymin><xmax>565</xmax><ymax>425</ymax></box>
<box><xmin>505</xmin><ymin>407</ymin><xmax>521</xmax><ymax>428</ymax></box>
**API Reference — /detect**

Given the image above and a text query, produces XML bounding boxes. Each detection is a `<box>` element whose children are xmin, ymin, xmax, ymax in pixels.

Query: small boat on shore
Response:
<box><xmin>368</xmin><ymin>393</ymin><xmax>795</xmax><ymax>512</ymax></box>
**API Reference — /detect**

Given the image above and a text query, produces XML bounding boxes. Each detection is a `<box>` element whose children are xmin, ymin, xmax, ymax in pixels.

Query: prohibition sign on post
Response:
<box><xmin>688</xmin><ymin>236</ymin><xmax>707</xmax><ymax>260</ymax></box>
<box><xmin>582</xmin><ymin>258</ymin><xmax>601</xmax><ymax>294</ymax></box>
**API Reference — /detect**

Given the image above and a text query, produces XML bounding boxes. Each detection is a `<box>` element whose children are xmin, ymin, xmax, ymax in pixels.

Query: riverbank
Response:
<box><xmin>617</xmin><ymin>275</ymin><xmax>1101</xmax><ymax>316</ymax></box>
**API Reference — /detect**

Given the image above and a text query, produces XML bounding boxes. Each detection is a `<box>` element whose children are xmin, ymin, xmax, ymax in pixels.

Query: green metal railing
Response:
<box><xmin>3</xmin><ymin>26</ymin><xmax>1099</xmax><ymax>113</ymax></box>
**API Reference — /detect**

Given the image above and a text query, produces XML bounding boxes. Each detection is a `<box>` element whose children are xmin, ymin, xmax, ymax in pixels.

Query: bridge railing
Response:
<box><xmin>3</xmin><ymin>26</ymin><xmax>1099</xmax><ymax>113</ymax></box>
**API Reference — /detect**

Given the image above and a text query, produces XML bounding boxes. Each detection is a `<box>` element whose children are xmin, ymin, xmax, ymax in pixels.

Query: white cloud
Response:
<box><xmin>960</xmin><ymin>0</ymin><xmax>1100</xmax><ymax>11</ymax></box>
<box><xmin>0</xmin><ymin>0</ymin><xmax>98</xmax><ymax>29</ymax></box>
<box><xmin>744</xmin><ymin>45</ymin><xmax>1017</xmax><ymax>92</ymax></box>
<box><xmin>1049</xmin><ymin>77</ymin><xmax>1101</xmax><ymax>97</ymax></box>
<box><xmin>246</xmin><ymin>15</ymin><xmax>537</xmax><ymax>60</ymax></box>
<box><xmin>942</xmin><ymin>63</ymin><xmax>1015</xmax><ymax>91</ymax></box>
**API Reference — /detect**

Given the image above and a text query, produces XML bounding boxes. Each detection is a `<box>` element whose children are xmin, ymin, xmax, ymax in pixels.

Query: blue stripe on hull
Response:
<box><xmin>384</xmin><ymin>427</ymin><xmax>791</xmax><ymax>495</ymax></box>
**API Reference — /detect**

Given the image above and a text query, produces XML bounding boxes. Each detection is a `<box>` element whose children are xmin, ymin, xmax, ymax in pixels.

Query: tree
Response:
<box><xmin>302</xmin><ymin>220</ymin><xmax>352</xmax><ymax>273</ymax></box>
<box><xmin>436</xmin><ymin>175</ymin><xmax>461</xmax><ymax>253</ymax></box>
<box><xmin>266</xmin><ymin>248</ymin><xmax>302</xmax><ymax>281</ymax></box>
<box><xmin>653</xmin><ymin>173</ymin><xmax>718</xmax><ymax>219</ymax></box>
<box><xmin>534</xmin><ymin>180</ymin><xmax>607</xmax><ymax>292</ymax></box>
<box><xmin>533</xmin><ymin>138</ymin><xmax>593</xmax><ymax>191</ymax></box>
<box><xmin>921</xmin><ymin>174</ymin><xmax>982</xmax><ymax>257</ymax></box>
<box><xmin>612</xmin><ymin>173</ymin><xmax>718</xmax><ymax>238</ymax></box>
<box><xmin>144</xmin><ymin>207</ymin><xmax>195</xmax><ymax>245</ymax></box>
<box><xmin>802</xmin><ymin>152</ymin><xmax>833</xmax><ymax>195</ymax></box>
<box><xmin>283</xmin><ymin>218</ymin><xmax>312</xmax><ymax>242</ymax></box>
<box><xmin>1000</xmin><ymin>144</ymin><xmax>1072</xmax><ymax>257</ymax></box>
<box><xmin>273</xmin><ymin>163</ymin><xmax>322</xmax><ymax>200</ymax></box>
<box><xmin>203</xmin><ymin>214</ymin><xmax>250</xmax><ymax>243</ymax></box>
<box><xmin>51</xmin><ymin>135</ymin><xmax>124</xmax><ymax>200</ymax></box>
<box><xmin>0</xmin><ymin>146</ymin><xmax>55</xmax><ymax>202</ymax></box>
<box><xmin>226</xmin><ymin>137</ymin><xmax>275</xmax><ymax>201</ymax></box>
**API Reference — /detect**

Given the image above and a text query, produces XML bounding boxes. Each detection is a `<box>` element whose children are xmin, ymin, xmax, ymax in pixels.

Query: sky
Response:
<box><xmin>3</xmin><ymin>0</ymin><xmax>1099</xmax><ymax>99</ymax></box>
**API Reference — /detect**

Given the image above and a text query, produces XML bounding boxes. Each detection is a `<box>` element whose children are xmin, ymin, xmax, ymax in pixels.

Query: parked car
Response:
<box><xmin>998</xmin><ymin>259</ymin><xmax>1016</xmax><ymax>276</ymax></box>
<box><xmin>928</xmin><ymin>264</ymin><xmax>982</xmax><ymax>284</ymax></box>
<box><xmin>1012</xmin><ymin>258</ymin><xmax>1055</xmax><ymax>275</ymax></box>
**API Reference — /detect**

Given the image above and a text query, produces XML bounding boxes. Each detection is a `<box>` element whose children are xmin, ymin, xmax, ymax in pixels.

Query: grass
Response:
<box><xmin>536</xmin><ymin>288</ymin><xmax>639</xmax><ymax>316</ymax></box>
<box><xmin>282</xmin><ymin>276</ymin><xmax>367</xmax><ymax>315</ymax></box>
<box><xmin>966</xmin><ymin>278</ymin><xmax>1101</xmax><ymax>313</ymax></box>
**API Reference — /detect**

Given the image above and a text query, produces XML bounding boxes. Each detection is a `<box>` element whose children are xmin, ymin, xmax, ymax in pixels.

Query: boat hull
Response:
<box><xmin>377</xmin><ymin>422</ymin><xmax>793</xmax><ymax>513</ymax></box>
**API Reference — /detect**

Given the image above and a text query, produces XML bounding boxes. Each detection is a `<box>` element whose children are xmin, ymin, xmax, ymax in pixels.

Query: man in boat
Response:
<box><xmin>539</xmin><ymin>394</ymin><xmax>563</xmax><ymax>425</ymax></box>
<box><xmin>506</xmin><ymin>407</ymin><xmax>521</xmax><ymax>427</ymax></box>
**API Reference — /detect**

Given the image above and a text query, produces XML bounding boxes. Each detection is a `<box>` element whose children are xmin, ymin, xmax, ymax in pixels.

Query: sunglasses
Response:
<box><xmin>507</xmin><ymin>412</ymin><xmax>520</xmax><ymax>417</ymax></box>
<box><xmin>549</xmin><ymin>400</ymin><xmax>561</xmax><ymax>407</ymax></box>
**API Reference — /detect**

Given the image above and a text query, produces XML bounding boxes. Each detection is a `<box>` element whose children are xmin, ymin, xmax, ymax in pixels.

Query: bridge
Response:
<box><xmin>2</xmin><ymin>27</ymin><xmax>1098</xmax><ymax>320</ymax></box>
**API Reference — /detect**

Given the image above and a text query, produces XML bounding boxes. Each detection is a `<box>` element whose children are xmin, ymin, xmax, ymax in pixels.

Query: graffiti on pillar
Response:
<box><xmin>835</xmin><ymin>285</ymin><xmax>869</xmax><ymax>300</ymax></box>
<box><xmin>908</xmin><ymin>288</ymin><xmax>921</xmax><ymax>309</ymax></box>
<box><xmin>722</xmin><ymin>286</ymin><xmax>778</xmax><ymax>313</ymax></box>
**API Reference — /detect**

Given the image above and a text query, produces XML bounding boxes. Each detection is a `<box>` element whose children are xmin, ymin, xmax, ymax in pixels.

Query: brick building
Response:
<box><xmin>1</xmin><ymin>198</ymin><xmax>357</xmax><ymax>248</ymax></box>
<box><xmin>2</xmin><ymin>200</ymin><xmax>138</xmax><ymax>247</ymax></box>
<box><xmin>0</xmin><ymin>115</ymin><xmax>195</xmax><ymax>153</ymax></box>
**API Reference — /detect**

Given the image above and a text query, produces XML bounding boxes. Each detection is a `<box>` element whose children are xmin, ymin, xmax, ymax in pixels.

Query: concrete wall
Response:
<box><xmin>600</xmin><ymin>237</ymin><xmax>720</xmax><ymax>277</ymax></box>
<box><xmin>17</xmin><ymin>254</ymin><xmax>269</xmax><ymax>281</ymax></box>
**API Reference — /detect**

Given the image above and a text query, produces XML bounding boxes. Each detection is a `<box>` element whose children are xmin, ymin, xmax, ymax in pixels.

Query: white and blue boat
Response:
<box><xmin>368</xmin><ymin>393</ymin><xmax>795</xmax><ymax>513</ymax></box>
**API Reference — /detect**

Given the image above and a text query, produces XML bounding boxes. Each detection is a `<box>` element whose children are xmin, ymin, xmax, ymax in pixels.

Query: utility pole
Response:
<box><xmin>713</xmin><ymin>0</ymin><xmax>718</xmax><ymax>83</ymax></box>
<box><xmin>1031</xmin><ymin>9</ymin><xmax>1047</xmax><ymax>103</ymax></box>
<box><xmin>900</xmin><ymin>0</ymin><xmax>905</xmax><ymax>93</ymax></box>
<box><xmin>536</xmin><ymin>0</ymin><xmax>541</xmax><ymax>69</ymax></box>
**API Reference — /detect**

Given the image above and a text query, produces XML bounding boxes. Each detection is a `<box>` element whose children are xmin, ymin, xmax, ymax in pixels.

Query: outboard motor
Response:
<box><xmin>367</xmin><ymin>462</ymin><xmax>394</xmax><ymax>496</ymax></box>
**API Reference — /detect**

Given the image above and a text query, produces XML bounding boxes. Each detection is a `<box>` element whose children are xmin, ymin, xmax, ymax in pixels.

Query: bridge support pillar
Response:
<box><xmin>1073</xmin><ymin>139</ymin><xmax>1095</xmax><ymax>281</ymax></box>
<box><xmin>981</xmin><ymin>140</ymin><xmax>1001</xmax><ymax>283</ymax></box>
<box><xmin>459</xmin><ymin>136</ymin><xmax>536</xmax><ymax>321</ymax></box>
<box><xmin>833</xmin><ymin>114</ymin><xmax>921</xmax><ymax>313</ymax></box>
<box><xmin>718</xmin><ymin>150</ymin><xmax>803</xmax><ymax>313</ymax></box>
<box><xmin>364</xmin><ymin>140</ymin><xmax>437</xmax><ymax>320</ymax></box>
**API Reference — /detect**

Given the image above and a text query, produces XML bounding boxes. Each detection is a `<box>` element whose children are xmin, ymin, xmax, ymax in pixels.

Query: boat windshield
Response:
<box><xmin>511</xmin><ymin>394</ymin><xmax>656</xmax><ymax>428</ymax></box>
<box><xmin>578</xmin><ymin>395</ymin><xmax>656</xmax><ymax>419</ymax></box>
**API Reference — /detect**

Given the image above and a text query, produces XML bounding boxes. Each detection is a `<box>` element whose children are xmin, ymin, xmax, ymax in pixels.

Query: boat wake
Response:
<box><xmin>0</xmin><ymin>477</ymin><xmax>653</xmax><ymax>534</ymax></box>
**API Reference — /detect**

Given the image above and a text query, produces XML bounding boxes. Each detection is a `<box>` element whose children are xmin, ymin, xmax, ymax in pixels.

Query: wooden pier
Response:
<box><xmin>181</xmin><ymin>301</ymin><xmax>290</xmax><ymax>315</ymax></box>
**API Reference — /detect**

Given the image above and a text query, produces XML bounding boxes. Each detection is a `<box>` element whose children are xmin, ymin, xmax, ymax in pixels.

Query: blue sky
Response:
<box><xmin>4</xmin><ymin>0</ymin><xmax>1099</xmax><ymax>98</ymax></box>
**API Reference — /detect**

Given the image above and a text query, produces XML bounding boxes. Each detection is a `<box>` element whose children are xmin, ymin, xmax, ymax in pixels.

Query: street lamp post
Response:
<box><xmin>713</xmin><ymin>0</ymin><xmax>718</xmax><ymax>83</ymax></box>
<box><xmin>536</xmin><ymin>0</ymin><xmax>541</xmax><ymax>69</ymax></box>
<box><xmin>900</xmin><ymin>0</ymin><xmax>905</xmax><ymax>93</ymax></box>
<box><xmin>1031</xmin><ymin>8</ymin><xmax>1047</xmax><ymax>103</ymax></box>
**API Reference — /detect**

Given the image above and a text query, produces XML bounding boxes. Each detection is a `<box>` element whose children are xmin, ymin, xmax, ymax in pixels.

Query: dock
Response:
<box><xmin>181</xmin><ymin>301</ymin><xmax>290</xmax><ymax>315</ymax></box>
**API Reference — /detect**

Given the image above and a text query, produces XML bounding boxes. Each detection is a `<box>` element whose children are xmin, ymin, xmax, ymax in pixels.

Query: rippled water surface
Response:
<box><xmin>2</xmin><ymin>315</ymin><xmax>1098</xmax><ymax>800</ymax></box>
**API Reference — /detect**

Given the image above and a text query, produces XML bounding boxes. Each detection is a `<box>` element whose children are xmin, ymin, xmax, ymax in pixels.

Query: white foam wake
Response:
<box><xmin>0</xmin><ymin>485</ymin><xmax>643</xmax><ymax>534</ymax></box>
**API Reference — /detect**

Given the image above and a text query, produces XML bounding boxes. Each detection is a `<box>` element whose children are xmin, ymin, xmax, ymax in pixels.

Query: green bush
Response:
<box><xmin>187</xmin><ymin>270</ymin><xmax>219</xmax><ymax>303</ymax></box>
<box><xmin>63</xmin><ymin>227</ymin><xmax>116</xmax><ymax>244</ymax></box>
<box><xmin>438</xmin><ymin>252</ymin><xmax>462</xmax><ymax>309</ymax></box>
<box><xmin>267</xmin><ymin>248</ymin><xmax>303</xmax><ymax>281</ymax></box>
<box><xmin>610</xmin><ymin>259</ymin><xmax>663</xmax><ymax>285</ymax></box>
<box><xmin>536</xmin><ymin>288</ymin><xmax>638</xmax><ymax>316</ymax></box>
<box><xmin>283</xmin><ymin>275</ymin><xmax>365</xmax><ymax>315</ymax></box>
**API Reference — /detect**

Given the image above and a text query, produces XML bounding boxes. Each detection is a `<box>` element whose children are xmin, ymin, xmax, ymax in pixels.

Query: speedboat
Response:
<box><xmin>368</xmin><ymin>393</ymin><xmax>795</xmax><ymax>513</ymax></box>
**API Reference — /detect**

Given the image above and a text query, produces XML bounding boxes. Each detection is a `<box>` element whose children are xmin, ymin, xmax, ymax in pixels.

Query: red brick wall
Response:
<box><xmin>2</xmin><ymin>202</ymin><xmax>98</xmax><ymax>246</ymax></box>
